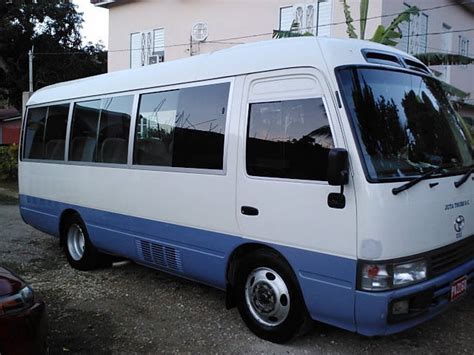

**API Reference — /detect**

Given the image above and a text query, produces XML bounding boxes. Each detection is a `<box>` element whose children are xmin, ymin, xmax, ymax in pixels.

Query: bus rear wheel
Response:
<box><xmin>235</xmin><ymin>249</ymin><xmax>310</xmax><ymax>343</ymax></box>
<box><xmin>63</xmin><ymin>215</ymin><xmax>111</xmax><ymax>271</ymax></box>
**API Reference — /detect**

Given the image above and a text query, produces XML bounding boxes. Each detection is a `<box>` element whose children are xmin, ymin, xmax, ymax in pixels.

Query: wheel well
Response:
<box><xmin>58</xmin><ymin>209</ymin><xmax>80</xmax><ymax>245</ymax></box>
<box><xmin>226</xmin><ymin>243</ymin><xmax>288</xmax><ymax>287</ymax></box>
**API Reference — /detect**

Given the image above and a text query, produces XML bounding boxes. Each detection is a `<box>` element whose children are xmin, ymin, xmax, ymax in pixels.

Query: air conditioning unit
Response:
<box><xmin>148</xmin><ymin>55</ymin><xmax>158</xmax><ymax>65</ymax></box>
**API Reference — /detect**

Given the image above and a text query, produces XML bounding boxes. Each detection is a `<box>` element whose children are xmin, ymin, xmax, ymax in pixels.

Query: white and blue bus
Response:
<box><xmin>19</xmin><ymin>37</ymin><xmax>473</xmax><ymax>343</ymax></box>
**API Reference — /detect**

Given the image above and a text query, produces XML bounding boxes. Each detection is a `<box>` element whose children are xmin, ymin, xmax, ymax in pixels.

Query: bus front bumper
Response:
<box><xmin>355</xmin><ymin>258</ymin><xmax>474</xmax><ymax>336</ymax></box>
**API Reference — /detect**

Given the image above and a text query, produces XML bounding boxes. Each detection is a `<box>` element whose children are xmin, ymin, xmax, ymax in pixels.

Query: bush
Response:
<box><xmin>0</xmin><ymin>144</ymin><xmax>19</xmax><ymax>181</ymax></box>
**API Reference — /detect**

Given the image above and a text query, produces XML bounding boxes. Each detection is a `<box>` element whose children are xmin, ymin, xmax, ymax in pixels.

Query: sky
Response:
<box><xmin>73</xmin><ymin>0</ymin><xmax>109</xmax><ymax>48</ymax></box>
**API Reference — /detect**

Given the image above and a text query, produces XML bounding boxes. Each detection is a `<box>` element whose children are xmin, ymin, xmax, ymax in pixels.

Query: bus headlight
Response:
<box><xmin>360</xmin><ymin>259</ymin><xmax>427</xmax><ymax>291</ymax></box>
<box><xmin>393</xmin><ymin>260</ymin><xmax>427</xmax><ymax>287</ymax></box>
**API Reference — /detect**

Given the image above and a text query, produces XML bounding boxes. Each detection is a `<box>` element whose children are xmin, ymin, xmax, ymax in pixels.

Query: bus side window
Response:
<box><xmin>246</xmin><ymin>98</ymin><xmax>334</xmax><ymax>181</ymax></box>
<box><xmin>69</xmin><ymin>100</ymin><xmax>101</xmax><ymax>162</ymax></box>
<box><xmin>43</xmin><ymin>104</ymin><xmax>69</xmax><ymax>161</ymax></box>
<box><xmin>134</xmin><ymin>82</ymin><xmax>230</xmax><ymax>170</ymax></box>
<box><xmin>69</xmin><ymin>95</ymin><xmax>133</xmax><ymax>164</ymax></box>
<box><xmin>23</xmin><ymin>107</ymin><xmax>48</xmax><ymax>160</ymax></box>
<box><xmin>134</xmin><ymin>90</ymin><xmax>178</xmax><ymax>167</ymax></box>
<box><xmin>98</xmin><ymin>96</ymin><xmax>133</xmax><ymax>164</ymax></box>
<box><xmin>23</xmin><ymin>104</ymin><xmax>69</xmax><ymax>161</ymax></box>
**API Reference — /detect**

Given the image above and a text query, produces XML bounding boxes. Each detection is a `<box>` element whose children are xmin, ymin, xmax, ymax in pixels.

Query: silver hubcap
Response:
<box><xmin>67</xmin><ymin>224</ymin><xmax>85</xmax><ymax>261</ymax></box>
<box><xmin>245</xmin><ymin>267</ymin><xmax>290</xmax><ymax>327</ymax></box>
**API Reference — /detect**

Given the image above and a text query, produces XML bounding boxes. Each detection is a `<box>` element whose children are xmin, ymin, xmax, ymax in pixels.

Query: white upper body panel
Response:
<box><xmin>22</xmin><ymin>37</ymin><xmax>470</xmax><ymax>262</ymax></box>
<box><xmin>26</xmin><ymin>37</ymin><xmax>422</xmax><ymax>107</ymax></box>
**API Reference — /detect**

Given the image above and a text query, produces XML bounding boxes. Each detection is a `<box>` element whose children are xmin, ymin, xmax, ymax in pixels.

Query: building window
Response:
<box><xmin>130</xmin><ymin>28</ymin><xmax>165</xmax><ymax>69</ymax></box>
<box><xmin>459</xmin><ymin>36</ymin><xmax>470</xmax><ymax>56</ymax></box>
<box><xmin>279</xmin><ymin>6</ymin><xmax>294</xmax><ymax>31</ymax></box>
<box><xmin>399</xmin><ymin>4</ymin><xmax>428</xmax><ymax>54</ymax></box>
<box><xmin>278</xmin><ymin>1</ymin><xmax>332</xmax><ymax>36</ymax></box>
<box><xmin>69</xmin><ymin>96</ymin><xmax>133</xmax><ymax>163</ymax></box>
<box><xmin>134</xmin><ymin>82</ymin><xmax>230</xmax><ymax>170</ymax></box>
<box><xmin>246</xmin><ymin>98</ymin><xmax>334</xmax><ymax>181</ymax></box>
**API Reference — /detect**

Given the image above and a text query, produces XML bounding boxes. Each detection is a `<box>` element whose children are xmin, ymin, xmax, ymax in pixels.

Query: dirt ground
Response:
<box><xmin>0</xmin><ymin>190</ymin><xmax>473</xmax><ymax>354</ymax></box>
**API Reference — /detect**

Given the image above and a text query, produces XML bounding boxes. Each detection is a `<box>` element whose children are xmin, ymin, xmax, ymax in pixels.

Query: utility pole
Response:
<box><xmin>28</xmin><ymin>46</ymin><xmax>34</xmax><ymax>92</ymax></box>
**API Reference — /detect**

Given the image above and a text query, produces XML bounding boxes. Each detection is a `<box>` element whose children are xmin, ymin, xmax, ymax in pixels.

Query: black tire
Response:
<box><xmin>62</xmin><ymin>214</ymin><xmax>112</xmax><ymax>271</ymax></box>
<box><xmin>235</xmin><ymin>248</ymin><xmax>310</xmax><ymax>343</ymax></box>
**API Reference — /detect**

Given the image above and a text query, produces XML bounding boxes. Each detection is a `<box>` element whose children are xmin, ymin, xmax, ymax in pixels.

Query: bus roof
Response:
<box><xmin>27</xmin><ymin>37</ymin><xmax>422</xmax><ymax>106</ymax></box>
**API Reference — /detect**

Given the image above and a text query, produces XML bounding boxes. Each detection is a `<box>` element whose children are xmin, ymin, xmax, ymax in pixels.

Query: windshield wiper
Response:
<box><xmin>454</xmin><ymin>165</ymin><xmax>474</xmax><ymax>188</ymax></box>
<box><xmin>392</xmin><ymin>166</ymin><xmax>444</xmax><ymax>195</ymax></box>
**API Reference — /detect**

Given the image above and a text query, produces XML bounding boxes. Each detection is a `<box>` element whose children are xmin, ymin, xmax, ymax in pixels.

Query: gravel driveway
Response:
<box><xmin>0</xmin><ymin>193</ymin><xmax>473</xmax><ymax>354</ymax></box>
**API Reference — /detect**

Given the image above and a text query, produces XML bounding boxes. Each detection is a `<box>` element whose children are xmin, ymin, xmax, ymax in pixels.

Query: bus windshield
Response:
<box><xmin>337</xmin><ymin>67</ymin><xmax>473</xmax><ymax>181</ymax></box>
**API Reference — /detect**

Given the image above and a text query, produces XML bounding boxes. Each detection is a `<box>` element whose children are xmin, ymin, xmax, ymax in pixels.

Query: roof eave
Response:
<box><xmin>90</xmin><ymin>0</ymin><xmax>116</xmax><ymax>8</ymax></box>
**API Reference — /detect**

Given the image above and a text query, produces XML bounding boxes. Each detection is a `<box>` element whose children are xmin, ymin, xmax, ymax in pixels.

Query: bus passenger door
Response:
<box><xmin>235</xmin><ymin>68</ymin><xmax>357</xmax><ymax>330</ymax></box>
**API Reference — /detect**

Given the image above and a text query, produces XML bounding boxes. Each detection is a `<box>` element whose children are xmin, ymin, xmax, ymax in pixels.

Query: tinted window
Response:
<box><xmin>23</xmin><ymin>107</ymin><xmax>47</xmax><ymax>159</ymax></box>
<box><xmin>134</xmin><ymin>82</ymin><xmax>230</xmax><ymax>169</ymax></box>
<box><xmin>69</xmin><ymin>100</ymin><xmax>101</xmax><ymax>162</ymax></box>
<box><xmin>247</xmin><ymin>98</ymin><xmax>333</xmax><ymax>181</ymax></box>
<box><xmin>98</xmin><ymin>96</ymin><xmax>133</xmax><ymax>164</ymax></box>
<box><xmin>338</xmin><ymin>68</ymin><xmax>473</xmax><ymax>180</ymax></box>
<box><xmin>44</xmin><ymin>104</ymin><xmax>69</xmax><ymax>160</ymax></box>
<box><xmin>69</xmin><ymin>96</ymin><xmax>133</xmax><ymax>163</ymax></box>
<box><xmin>135</xmin><ymin>90</ymin><xmax>179</xmax><ymax>166</ymax></box>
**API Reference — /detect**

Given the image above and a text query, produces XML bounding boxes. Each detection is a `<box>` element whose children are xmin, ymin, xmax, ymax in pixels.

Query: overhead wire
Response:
<box><xmin>32</xmin><ymin>0</ymin><xmax>474</xmax><ymax>55</ymax></box>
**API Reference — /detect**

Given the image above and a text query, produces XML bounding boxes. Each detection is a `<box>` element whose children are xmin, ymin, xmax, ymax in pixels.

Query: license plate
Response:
<box><xmin>451</xmin><ymin>276</ymin><xmax>468</xmax><ymax>301</ymax></box>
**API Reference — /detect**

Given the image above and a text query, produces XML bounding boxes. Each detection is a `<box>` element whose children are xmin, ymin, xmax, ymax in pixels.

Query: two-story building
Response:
<box><xmin>92</xmin><ymin>0</ymin><xmax>473</xmax><ymax>120</ymax></box>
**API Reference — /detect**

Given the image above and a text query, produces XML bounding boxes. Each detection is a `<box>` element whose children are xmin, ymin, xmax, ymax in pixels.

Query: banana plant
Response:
<box><xmin>359</xmin><ymin>0</ymin><xmax>369</xmax><ymax>39</ymax></box>
<box><xmin>272</xmin><ymin>20</ymin><xmax>314</xmax><ymax>39</ymax></box>
<box><xmin>340</xmin><ymin>0</ymin><xmax>419</xmax><ymax>45</ymax></box>
<box><xmin>273</xmin><ymin>0</ymin><xmax>472</xmax><ymax>100</ymax></box>
<box><xmin>339</xmin><ymin>0</ymin><xmax>471</xmax><ymax>100</ymax></box>
<box><xmin>341</xmin><ymin>0</ymin><xmax>357</xmax><ymax>38</ymax></box>
<box><xmin>414</xmin><ymin>52</ymin><xmax>474</xmax><ymax>66</ymax></box>
<box><xmin>371</xmin><ymin>7</ymin><xmax>420</xmax><ymax>45</ymax></box>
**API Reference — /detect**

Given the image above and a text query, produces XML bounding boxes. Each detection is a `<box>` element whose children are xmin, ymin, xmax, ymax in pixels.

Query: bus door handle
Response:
<box><xmin>241</xmin><ymin>206</ymin><xmax>259</xmax><ymax>216</ymax></box>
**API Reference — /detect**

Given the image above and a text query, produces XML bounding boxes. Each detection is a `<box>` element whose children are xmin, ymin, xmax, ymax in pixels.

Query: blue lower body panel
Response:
<box><xmin>355</xmin><ymin>259</ymin><xmax>474</xmax><ymax>336</ymax></box>
<box><xmin>21</xmin><ymin>195</ymin><xmax>473</xmax><ymax>335</ymax></box>
<box><xmin>19</xmin><ymin>195</ymin><xmax>359</xmax><ymax>331</ymax></box>
<box><xmin>19</xmin><ymin>195</ymin><xmax>358</xmax><ymax>331</ymax></box>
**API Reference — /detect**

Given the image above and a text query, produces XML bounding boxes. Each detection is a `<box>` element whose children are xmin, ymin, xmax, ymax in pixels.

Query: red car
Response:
<box><xmin>0</xmin><ymin>267</ymin><xmax>48</xmax><ymax>354</ymax></box>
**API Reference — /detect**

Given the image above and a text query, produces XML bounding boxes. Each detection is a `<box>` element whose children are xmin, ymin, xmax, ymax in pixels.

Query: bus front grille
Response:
<box><xmin>429</xmin><ymin>235</ymin><xmax>474</xmax><ymax>277</ymax></box>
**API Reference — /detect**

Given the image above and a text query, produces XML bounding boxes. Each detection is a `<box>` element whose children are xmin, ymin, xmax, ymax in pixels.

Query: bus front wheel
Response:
<box><xmin>62</xmin><ymin>215</ymin><xmax>111</xmax><ymax>271</ymax></box>
<box><xmin>235</xmin><ymin>249</ymin><xmax>311</xmax><ymax>343</ymax></box>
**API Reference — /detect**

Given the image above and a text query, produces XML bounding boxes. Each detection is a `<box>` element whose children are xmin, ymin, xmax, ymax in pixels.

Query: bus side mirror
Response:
<box><xmin>327</xmin><ymin>149</ymin><xmax>349</xmax><ymax>209</ymax></box>
<box><xmin>327</xmin><ymin>148</ymin><xmax>349</xmax><ymax>186</ymax></box>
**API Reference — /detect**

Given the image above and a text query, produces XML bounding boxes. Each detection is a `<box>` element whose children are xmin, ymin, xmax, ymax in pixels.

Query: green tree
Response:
<box><xmin>0</xmin><ymin>0</ymin><xmax>107</xmax><ymax>110</ymax></box>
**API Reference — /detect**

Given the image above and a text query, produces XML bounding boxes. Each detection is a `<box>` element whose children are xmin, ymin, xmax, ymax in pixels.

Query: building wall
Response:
<box><xmin>0</xmin><ymin>120</ymin><xmax>21</xmax><ymax>145</ymax></box>
<box><xmin>104</xmin><ymin>0</ymin><xmax>473</xmax><ymax>99</ymax></box>
<box><xmin>108</xmin><ymin>0</ymin><xmax>288</xmax><ymax>72</ymax></box>
<box><xmin>382</xmin><ymin>0</ymin><xmax>474</xmax><ymax>97</ymax></box>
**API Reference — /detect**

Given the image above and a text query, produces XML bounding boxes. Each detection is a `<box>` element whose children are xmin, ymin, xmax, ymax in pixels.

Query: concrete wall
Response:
<box><xmin>108</xmin><ymin>0</ymin><xmax>292</xmax><ymax>72</ymax></box>
<box><xmin>382</xmin><ymin>0</ymin><xmax>474</xmax><ymax>97</ymax></box>
<box><xmin>104</xmin><ymin>0</ymin><xmax>473</xmax><ymax>100</ymax></box>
